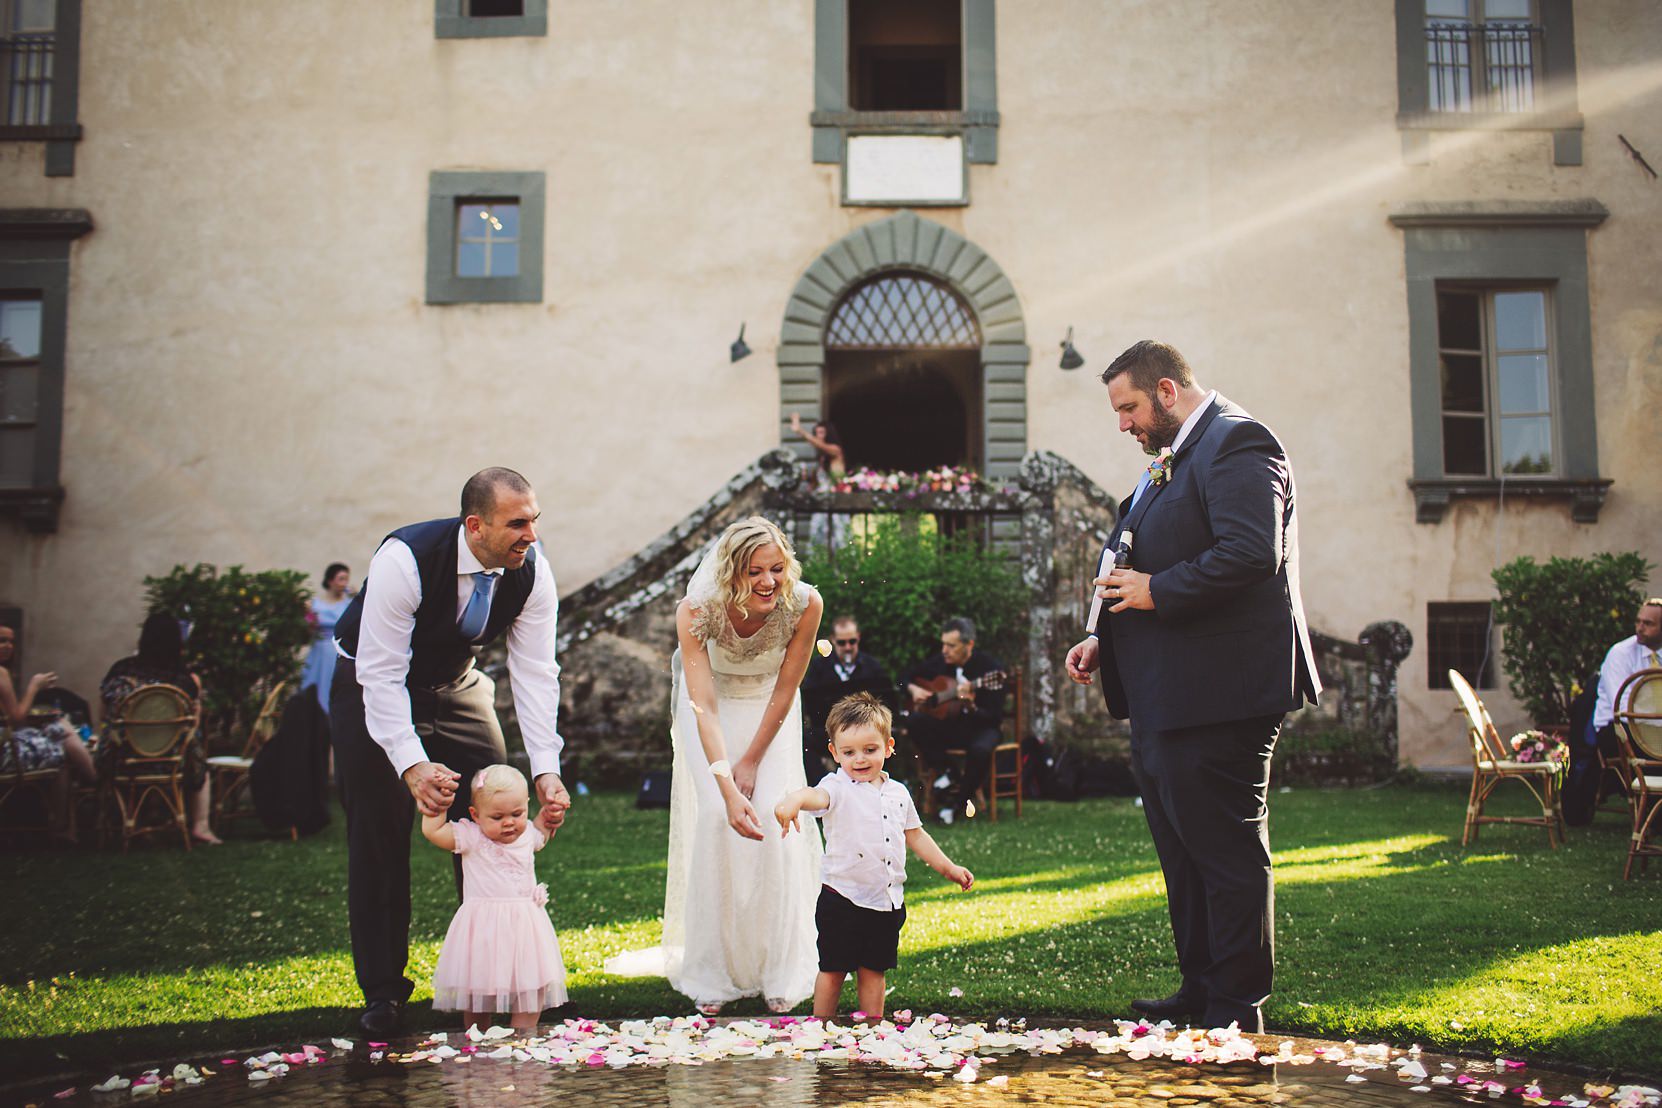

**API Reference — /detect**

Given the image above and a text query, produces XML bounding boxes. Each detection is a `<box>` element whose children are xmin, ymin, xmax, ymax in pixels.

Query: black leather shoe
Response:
<box><xmin>357</xmin><ymin>999</ymin><xmax>403</xmax><ymax>1039</ymax></box>
<box><xmin>1130</xmin><ymin>992</ymin><xmax>1206</xmax><ymax>1022</ymax></box>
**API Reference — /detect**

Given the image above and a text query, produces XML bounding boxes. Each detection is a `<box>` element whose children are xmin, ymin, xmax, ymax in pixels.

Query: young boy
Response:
<box><xmin>775</xmin><ymin>691</ymin><xmax>974</xmax><ymax>1021</ymax></box>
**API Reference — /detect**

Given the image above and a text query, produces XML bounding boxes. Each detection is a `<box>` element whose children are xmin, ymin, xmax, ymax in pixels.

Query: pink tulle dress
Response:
<box><xmin>431</xmin><ymin>819</ymin><xmax>568</xmax><ymax>1014</ymax></box>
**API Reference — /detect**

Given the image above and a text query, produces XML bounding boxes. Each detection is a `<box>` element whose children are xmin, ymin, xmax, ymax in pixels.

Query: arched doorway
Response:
<box><xmin>777</xmin><ymin>210</ymin><xmax>1030</xmax><ymax>483</ymax></box>
<box><xmin>824</xmin><ymin>272</ymin><xmax>982</xmax><ymax>472</ymax></box>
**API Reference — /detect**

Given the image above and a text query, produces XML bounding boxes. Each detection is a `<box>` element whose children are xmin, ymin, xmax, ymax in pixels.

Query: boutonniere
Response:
<box><xmin>1146</xmin><ymin>449</ymin><xmax>1175</xmax><ymax>487</ymax></box>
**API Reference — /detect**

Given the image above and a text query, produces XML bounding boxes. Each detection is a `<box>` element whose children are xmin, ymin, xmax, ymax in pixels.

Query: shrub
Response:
<box><xmin>800</xmin><ymin>515</ymin><xmax>1026</xmax><ymax>672</ymax></box>
<box><xmin>142</xmin><ymin>564</ymin><xmax>312</xmax><ymax>746</ymax></box>
<box><xmin>1489</xmin><ymin>551</ymin><xmax>1652</xmax><ymax>725</ymax></box>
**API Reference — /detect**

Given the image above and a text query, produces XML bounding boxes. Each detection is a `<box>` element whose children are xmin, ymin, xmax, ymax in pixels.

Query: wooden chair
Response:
<box><xmin>1449</xmin><ymin>668</ymin><xmax>1563</xmax><ymax>848</ymax></box>
<box><xmin>1612</xmin><ymin>668</ymin><xmax>1662</xmax><ymax>880</ymax></box>
<box><xmin>0</xmin><ymin>721</ymin><xmax>63</xmax><ymax>836</ymax></box>
<box><xmin>916</xmin><ymin>668</ymin><xmax>1024</xmax><ymax>822</ymax></box>
<box><xmin>105</xmin><ymin>684</ymin><xmax>197</xmax><ymax>852</ymax></box>
<box><xmin>207</xmin><ymin>681</ymin><xmax>290</xmax><ymax>837</ymax></box>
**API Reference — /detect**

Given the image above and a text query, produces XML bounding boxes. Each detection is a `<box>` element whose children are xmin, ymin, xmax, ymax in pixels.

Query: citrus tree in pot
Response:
<box><xmin>1489</xmin><ymin>551</ymin><xmax>1651</xmax><ymax>727</ymax></box>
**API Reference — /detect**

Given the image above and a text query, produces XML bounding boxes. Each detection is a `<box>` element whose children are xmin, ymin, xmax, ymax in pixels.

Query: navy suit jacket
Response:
<box><xmin>1089</xmin><ymin>396</ymin><xmax>1320</xmax><ymax>732</ymax></box>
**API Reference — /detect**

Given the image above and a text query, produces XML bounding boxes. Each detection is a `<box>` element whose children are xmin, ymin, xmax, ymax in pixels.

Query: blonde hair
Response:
<box><xmin>470</xmin><ymin>764</ymin><xmax>528</xmax><ymax>807</ymax></box>
<box><xmin>714</xmin><ymin>516</ymin><xmax>802</xmax><ymax>620</ymax></box>
<box><xmin>825</xmin><ymin>691</ymin><xmax>893</xmax><ymax>744</ymax></box>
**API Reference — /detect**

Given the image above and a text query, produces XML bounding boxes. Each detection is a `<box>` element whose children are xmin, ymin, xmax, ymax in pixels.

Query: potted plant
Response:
<box><xmin>1489</xmin><ymin>551</ymin><xmax>1652</xmax><ymax>727</ymax></box>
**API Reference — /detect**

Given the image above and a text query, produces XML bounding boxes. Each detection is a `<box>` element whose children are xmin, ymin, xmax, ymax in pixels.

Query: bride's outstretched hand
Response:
<box><xmin>726</xmin><ymin>792</ymin><xmax>765</xmax><ymax>841</ymax></box>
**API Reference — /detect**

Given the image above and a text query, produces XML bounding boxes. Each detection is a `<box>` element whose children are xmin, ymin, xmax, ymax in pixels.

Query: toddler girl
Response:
<box><xmin>422</xmin><ymin>764</ymin><xmax>567</xmax><ymax>1031</ymax></box>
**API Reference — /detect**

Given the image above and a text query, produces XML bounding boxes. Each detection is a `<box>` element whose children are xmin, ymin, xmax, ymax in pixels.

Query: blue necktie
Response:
<box><xmin>457</xmin><ymin>571</ymin><xmax>496</xmax><ymax>642</ymax></box>
<box><xmin>1129</xmin><ymin>469</ymin><xmax>1153</xmax><ymax>510</ymax></box>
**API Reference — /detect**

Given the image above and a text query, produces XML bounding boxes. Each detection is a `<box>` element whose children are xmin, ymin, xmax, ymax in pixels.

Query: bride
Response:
<box><xmin>607</xmin><ymin>516</ymin><xmax>825</xmax><ymax>1014</ymax></box>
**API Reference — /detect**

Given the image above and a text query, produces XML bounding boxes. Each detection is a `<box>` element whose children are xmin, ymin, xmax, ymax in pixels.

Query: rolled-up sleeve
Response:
<box><xmin>506</xmin><ymin>551</ymin><xmax>564</xmax><ymax>779</ymax></box>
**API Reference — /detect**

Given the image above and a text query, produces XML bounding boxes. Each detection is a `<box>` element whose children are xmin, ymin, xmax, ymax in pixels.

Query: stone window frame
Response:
<box><xmin>426</xmin><ymin>171</ymin><xmax>545</xmax><ymax>305</ymax></box>
<box><xmin>1390</xmin><ymin>200</ymin><xmax>1609</xmax><ymax>524</ymax></box>
<box><xmin>434</xmin><ymin>0</ymin><xmax>547</xmax><ymax>40</ymax></box>
<box><xmin>0</xmin><ymin>208</ymin><xmax>92</xmax><ymax>534</ymax></box>
<box><xmin>777</xmin><ymin>210</ymin><xmax>1028</xmax><ymax>487</ymax></box>
<box><xmin>0</xmin><ymin>0</ymin><xmax>83</xmax><ymax>176</ymax></box>
<box><xmin>811</xmin><ymin>0</ymin><xmax>999</xmax><ymax>167</ymax></box>
<box><xmin>1393</xmin><ymin>0</ymin><xmax>1582</xmax><ymax>165</ymax></box>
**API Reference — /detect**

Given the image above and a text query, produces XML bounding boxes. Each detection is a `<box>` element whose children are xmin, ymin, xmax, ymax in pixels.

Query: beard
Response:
<box><xmin>1142</xmin><ymin>402</ymin><xmax>1184</xmax><ymax>455</ymax></box>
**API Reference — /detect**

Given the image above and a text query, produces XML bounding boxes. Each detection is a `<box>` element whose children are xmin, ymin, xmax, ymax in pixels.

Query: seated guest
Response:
<box><xmin>100</xmin><ymin>612</ymin><xmax>221</xmax><ymax>845</ymax></box>
<box><xmin>800</xmin><ymin>614</ymin><xmax>893</xmax><ymax>781</ymax></box>
<box><xmin>900</xmin><ymin>617</ymin><xmax>1009</xmax><ymax>826</ymax></box>
<box><xmin>0</xmin><ymin>624</ymin><xmax>96</xmax><ymax>837</ymax></box>
<box><xmin>1594</xmin><ymin>597</ymin><xmax>1662</xmax><ymax>755</ymax></box>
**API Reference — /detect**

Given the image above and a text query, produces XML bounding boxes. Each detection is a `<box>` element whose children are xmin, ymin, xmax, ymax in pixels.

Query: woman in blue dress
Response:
<box><xmin>300</xmin><ymin>562</ymin><xmax>353</xmax><ymax>714</ymax></box>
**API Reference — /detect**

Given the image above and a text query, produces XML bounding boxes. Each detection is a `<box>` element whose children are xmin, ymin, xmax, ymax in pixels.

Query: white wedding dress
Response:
<box><xmin>605</xmin><ymin>578</ymin><xmax>822</xmax><ymax>1010</ymax></box>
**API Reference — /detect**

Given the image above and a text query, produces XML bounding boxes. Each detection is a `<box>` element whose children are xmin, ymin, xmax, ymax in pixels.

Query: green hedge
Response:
<box><xmin>800</xmin><ymin>515</ymin><xmax>1026</xmax><ymax>673</ymax></box>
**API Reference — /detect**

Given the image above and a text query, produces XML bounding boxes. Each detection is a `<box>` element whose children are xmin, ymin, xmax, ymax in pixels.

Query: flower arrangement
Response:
<box><xmin>832</xmin><ymin>465</ymin><xmax>993</xmax><ymax>496</ymax></box>
<box><xmin>1508</xmin><ymin>729</ymin><xmax>1570</xmax><ymax>772</ymax></box>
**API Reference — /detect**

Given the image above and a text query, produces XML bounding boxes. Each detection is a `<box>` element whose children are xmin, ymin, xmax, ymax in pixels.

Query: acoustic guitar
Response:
<box><xmin>908</xmin><ymin>670</ymin><xmax>1009</xmax><ymax>720</ymax></box>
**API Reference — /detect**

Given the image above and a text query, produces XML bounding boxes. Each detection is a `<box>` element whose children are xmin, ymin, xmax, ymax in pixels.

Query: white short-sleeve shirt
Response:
<box><xmin>811</xmin><ymin>768</ymin><xmax>922</xmax><ymax>911</ymax></box>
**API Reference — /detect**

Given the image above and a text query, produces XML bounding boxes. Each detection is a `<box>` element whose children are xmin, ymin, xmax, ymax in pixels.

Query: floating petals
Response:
<box><xmin>816</xmin><ymin>639</ymin><xmax>833</xmax><ymax>657</ymax></box>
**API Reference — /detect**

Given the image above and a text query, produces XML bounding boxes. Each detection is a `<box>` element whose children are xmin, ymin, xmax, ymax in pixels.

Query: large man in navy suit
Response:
<box><xmin>1066</xmin><ymin>341</ymin><xmax>1319</xmax><ymax>1033</ymax></box>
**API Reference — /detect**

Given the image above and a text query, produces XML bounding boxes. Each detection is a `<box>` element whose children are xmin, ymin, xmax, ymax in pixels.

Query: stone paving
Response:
<box><xmin>9</xmin><ymin>1019</ymin><xmax>1658</xmax><ymax>1108</ymax></box>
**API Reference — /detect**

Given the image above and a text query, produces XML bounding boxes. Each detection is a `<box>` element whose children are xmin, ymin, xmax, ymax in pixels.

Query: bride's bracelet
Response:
<box><xmin>708</xmin><ymin>759</ymin><xmax>732</xmax><ymax>779</ymax></box>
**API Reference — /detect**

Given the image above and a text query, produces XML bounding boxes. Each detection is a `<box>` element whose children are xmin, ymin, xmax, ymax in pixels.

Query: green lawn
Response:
<box><xmin>0</xmin><ymin>782</ymin><xmax>1658</xmax><ymax>1084</ymax></box>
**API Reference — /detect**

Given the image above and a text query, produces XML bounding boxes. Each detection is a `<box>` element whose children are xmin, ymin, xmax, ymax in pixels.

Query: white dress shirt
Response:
<box><xmin>811</xmin><ymin>768</ymin><xmax>922</xmax><ymax>911</ymax></box>
<box><xmin>346</xmin><ymin>526</ymin><xmax>564</xmax><ymax>780</ymax></box>
<box><xmin>1595</xmin><ymin>635</ymin><xmax>1662</xmax><ymax>730</ymax></box>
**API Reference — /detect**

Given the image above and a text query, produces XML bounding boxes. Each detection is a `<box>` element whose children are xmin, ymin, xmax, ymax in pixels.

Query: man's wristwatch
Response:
<box><xmin>709</xmin><ymin>759</ymin><xmax>732</xmax><ymax>779</ymax></box>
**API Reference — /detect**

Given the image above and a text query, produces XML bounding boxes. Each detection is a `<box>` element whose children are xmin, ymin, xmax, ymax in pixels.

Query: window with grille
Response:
<box><xmin>1428</xmin><ymin>602</ymin><xmax>1496</xmax><ymax>689</ymax></box>
<box><xmin>1</xmin><ymin>0</ymin><xmax>54</xmax><ymax>126</ymax></box>
<box><xmin>825</xmin><ymin>274</ymin><xmax>979</xmax><ymax>350</ymax></box>
<box><xmin>1437</xmin><ymin>285</ymin><xmax>1555</xmax><ymax>477</ymax></box>
<box><xmin>1425</xmin><ymin>0</ymin><xmax>1540</xmax><ymax>113</ymax></box>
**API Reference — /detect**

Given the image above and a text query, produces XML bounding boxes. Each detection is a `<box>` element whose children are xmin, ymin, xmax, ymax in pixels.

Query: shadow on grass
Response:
<box><xmin>2</xmin><ymin>785</ymin><xmax>1659</xmax><ymax>1084</ymax></box>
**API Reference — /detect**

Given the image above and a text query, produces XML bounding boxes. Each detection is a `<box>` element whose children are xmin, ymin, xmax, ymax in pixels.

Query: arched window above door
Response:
<box><xmin>825</xmin><ymin>273</ymin><xmax>981</xmax><ymax>350</ymax></box>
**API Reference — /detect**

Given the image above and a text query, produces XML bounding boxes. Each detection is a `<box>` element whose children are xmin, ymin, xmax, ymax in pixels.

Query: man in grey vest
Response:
<box><xmin>332</xmin><ymin>467</ymin><xmax>570</xmax><ymax>1038</ymax></box>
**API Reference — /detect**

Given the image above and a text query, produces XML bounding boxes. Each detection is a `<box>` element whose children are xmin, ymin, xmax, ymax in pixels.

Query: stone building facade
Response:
<box><xmin>2</xmin><ymin>1</ymin><xmax>1657</xmax><ymax>769</ymax></box>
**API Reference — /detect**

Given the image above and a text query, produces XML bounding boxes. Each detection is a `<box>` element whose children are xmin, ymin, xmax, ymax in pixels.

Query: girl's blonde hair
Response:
<box><xmin>714</xmin><ymin>516</ymin><xmax>802</xmax><ymax>619</ymax></box>
<box><xmin>470</xmin><ymin>764</ymin><xmax>528</xmax><ymax>807</ymax></box>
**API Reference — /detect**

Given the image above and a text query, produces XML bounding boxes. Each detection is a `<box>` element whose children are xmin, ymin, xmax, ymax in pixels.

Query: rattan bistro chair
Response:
<box><xmin>1612</xmin><ymin>668</ymin><xmax>1662</xmax><ymax>880</ymax></box>
<box><xmin>207</xmin><ymin>681</ymin><xmax>289</xmax><ymax>836</ymax></box>
<box><xmin>1449</xmin><ymin>668</ymin><xmax>1564</xmax><ymax>849</ymax></box>
<box><xmin>106</xmin><ymin>683</ymin><xmax>198</xmax><ymax>852</ymax></box>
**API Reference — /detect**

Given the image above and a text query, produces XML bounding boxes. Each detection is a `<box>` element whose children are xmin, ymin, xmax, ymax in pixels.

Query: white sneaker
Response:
<box><xmin>939</xmin><ymin>808</ymin><xmax>956</xmax><ymax>826</ymax></box>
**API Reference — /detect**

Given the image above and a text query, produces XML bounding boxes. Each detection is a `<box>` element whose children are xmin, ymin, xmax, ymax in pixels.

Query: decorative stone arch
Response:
<box><xmin>778</xmin><ymin>210</ymin><xmax>1030</xmax><ymax>482</ymax></box>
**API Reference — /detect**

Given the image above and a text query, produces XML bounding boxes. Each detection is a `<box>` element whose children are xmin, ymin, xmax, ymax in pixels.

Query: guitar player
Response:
<box><xmin>901</xmin><ymin>616</ymin><xmax>1008</xmax><ymax>827</ymax></box>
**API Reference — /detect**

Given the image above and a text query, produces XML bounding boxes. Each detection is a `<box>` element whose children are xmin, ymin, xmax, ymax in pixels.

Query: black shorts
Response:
<box><xmin>816</xmin><ymin>885</ymin><xmax>907</xmax><ymax>973</ymax></box>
